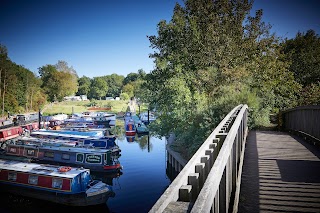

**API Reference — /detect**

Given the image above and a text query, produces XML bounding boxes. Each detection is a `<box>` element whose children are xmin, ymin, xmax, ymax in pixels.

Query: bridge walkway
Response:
<box><xmin>238</xmin><ymin>130</ymin><xmax>320</xmax><ymax>213</ymax></box>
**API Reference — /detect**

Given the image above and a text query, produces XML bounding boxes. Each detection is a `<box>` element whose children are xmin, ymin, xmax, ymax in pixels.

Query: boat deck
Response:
<box><xmin>131</xmin><ymin>115</ymin><xmax>149</xmax><ymax>134</ymax></box>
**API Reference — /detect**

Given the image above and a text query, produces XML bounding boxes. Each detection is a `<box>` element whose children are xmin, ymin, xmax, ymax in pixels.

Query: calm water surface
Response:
<box><xmin>0</xmin><ymin>133</ymin><xmax>172</xmax><ymax>213</ymax></box>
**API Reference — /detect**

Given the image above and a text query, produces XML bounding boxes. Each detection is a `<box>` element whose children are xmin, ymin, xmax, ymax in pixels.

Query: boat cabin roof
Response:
<box><xmin>30</xmin><ymin>130</ymin><xmax>103</xmax><ymax>139</ymax></box>
<box><xmin>0</xmin><ymin>159</ymin><xmax>89</xmax><ymax>178</ymax></box>
<box><xmin>12</xmin><ymin>137</ymin><xmax>112</xmax><ymax>153</ymax></box>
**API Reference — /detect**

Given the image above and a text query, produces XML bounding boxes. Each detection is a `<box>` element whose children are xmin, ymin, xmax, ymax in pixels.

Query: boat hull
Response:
<box><xmin>0</xmin><ymin>184</ymin><xmax>113</xmax><ymax>206</ymax></box>
<box><xmin>125</xmin><ymin>131</ymin><xmax>136</xmax><ymax>136</ymax></box>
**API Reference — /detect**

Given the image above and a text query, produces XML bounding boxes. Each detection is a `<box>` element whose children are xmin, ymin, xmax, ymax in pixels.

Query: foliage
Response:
<box><xmin>77</xmin><ymin>76</ymin><xmax>91</xmax><ymax>96</ymax></box>
<box><xmin>122</xmin><ymin>83</ymin><xmax>134</xmax><ymax>98</ymax></box>
<box><xmin>123</xmin><ymin>72</ymin><xmax>139</xmax><ymax>85</ymax></box>
<box><xmin>120</xmin><ymin>92</ymin><xmax>130</xmax><ymax>101</ymax></box>
<box><xmin>0</xmin><ymin>42</ymin><xmax>146</xmax><ymax>116</ymax></box>
<box><xmin>298</xmin><ymin>82</ymin><xmax>320</xmax><ymax>105</ymax></box>
<box><xmin>104</xmin><ymin>74</ymin><xmax>124</xmax><ymax>97</ymax></box>
<box><xmin>281</xmin><ymin>29</ymin><xmax>320</xmax><ymax>87</ymax></box>
<box><xmin>280</xmin><ymin>29</ymin><xmax>320</xmax><ymax>105</ymax></box>
<box><xmin>38</xmin><ymin>65</ymin><xmax>78</xmax><ymax>102</ymax></box>
<box><xmin>0</xmin><ymin>44</ymin><xmax>46</xmax><ymax>116</ymax></box>
<box><xmin>144</xmin><ymin>0</ymin><xmax>305</xmax><ymax>159</ymax></box>
<box><xmin>88</xmin><ymin>77</ymin><xmax>108</xmax><ymax>100</ymax></box>
<box><xmin>55</xmin><ymin>60</ymin><xmax>78</xmax><ymax>77</ymax></box>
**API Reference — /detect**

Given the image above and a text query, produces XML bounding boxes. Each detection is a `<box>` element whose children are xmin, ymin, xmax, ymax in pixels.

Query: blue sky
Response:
<box><xmin>1</xmin><ymin>0</ymin><xmax>319</xmax><ymax>78</ymax></box>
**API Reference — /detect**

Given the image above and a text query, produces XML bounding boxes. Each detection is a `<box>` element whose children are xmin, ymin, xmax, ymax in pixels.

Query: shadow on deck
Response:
<box><xmin>238</xmin><ymin>130</ymin><xmax>320</xmax><ymax>212</ymax></box>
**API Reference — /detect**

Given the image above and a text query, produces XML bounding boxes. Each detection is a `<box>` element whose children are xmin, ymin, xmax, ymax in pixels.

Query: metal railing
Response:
<box><xmin>149</xmin><ymin>104</ymin><xmax>248</xmax><ymax>213</ymax></box>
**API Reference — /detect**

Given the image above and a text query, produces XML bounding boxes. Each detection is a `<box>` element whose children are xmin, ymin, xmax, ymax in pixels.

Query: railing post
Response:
<box><xmin>179</xmin><ymin>185</ymin><xmax>192</xmax><ymax>202</ymax></box>
<box><xmin>195</xmin><ymin>163</ymin><xmax>205</xmax><ymax>189</ymax></box>
<box><xmin>188</xmin><ymin>173</ymin><xmax>200</xmax><ymax>202</ymax></box>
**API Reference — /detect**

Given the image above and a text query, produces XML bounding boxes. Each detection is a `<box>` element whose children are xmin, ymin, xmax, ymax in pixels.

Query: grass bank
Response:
<box><xmin>42</xmin><ymin>100</ymin><xmax>148</xmax><ymax>116</ymax></box>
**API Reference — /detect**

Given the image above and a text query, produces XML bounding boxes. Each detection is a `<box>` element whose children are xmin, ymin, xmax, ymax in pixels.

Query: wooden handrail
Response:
<box><xmin>149</xmin><ymin>104</ymin><xmax>248</xmax><ymax>213</ymax></box>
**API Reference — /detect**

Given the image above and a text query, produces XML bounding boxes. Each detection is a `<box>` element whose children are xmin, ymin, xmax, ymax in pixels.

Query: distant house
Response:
<box><xmin>63</xmin><ymin>96</ymin><xmax>81</xmax><ymax>101</ymax></box>
<box><xmin>106</xmin><ymin>97</ymin><xmax>115</xmax><ymax>101</ymax></box>
<box><xmin>80</xmin><ymin>95</ymin><xmax>88</xmax><ymax>101</ymax></box>
<box><xmin>63</xmin><ymin>95</ymin><xmax>88</xmax><ymax>101</ymax></box>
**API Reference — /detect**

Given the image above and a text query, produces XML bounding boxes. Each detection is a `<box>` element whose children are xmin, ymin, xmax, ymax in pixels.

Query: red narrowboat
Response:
<box><xmin>0</xmin><ymin>158</ymin><xmax>115</xmax><ymax>206</ymax></box>
<box><xmin>0</xmin><ymin>126</ymin><xmax>23</xmax><ymax>142</ymax></box>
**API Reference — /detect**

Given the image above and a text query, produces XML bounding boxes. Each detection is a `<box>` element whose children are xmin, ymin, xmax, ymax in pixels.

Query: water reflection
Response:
<box><xmin>126</xmin><ymin>136</ymin><xmax>135</xmax><ymax>142</ymax></box>
<box><xmin>166</xmin><ymin>161</ymin><xmax>179</xmax><ymax>182</ymax></box>
<box><xmin>91</xmin><ymin>171</ymin><xmax>123</xmax><ymax>187</ymax></box>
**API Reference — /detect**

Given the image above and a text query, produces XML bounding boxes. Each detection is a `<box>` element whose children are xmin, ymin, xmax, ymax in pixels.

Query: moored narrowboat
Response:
<box><xmin>0</xmin><ymin>158</ymin><xmax>115</xmax><ymax>206</ymax></box>
<box><xmin>4</xmin><ymin>141</ymin><xmax>123</xmax><ymax>173</ymax></box>
<box><xmin>21</xmin><ymin>122</ymin><xmax>39</xmax><ymax>132</ymax></box>
<box><xmin>0</xmin><ymin>126</ymin><xmax>24</xmax><ymax>142</ymax></box>
<box><xmin>124</xmin><ymin>112</ymin><xmax>136</xmax><ymax>136</ymax></box>
<box><xmin>14</xmin><ymin>135</ymin><xmax>121</xmax><ymax>154</ymax></box>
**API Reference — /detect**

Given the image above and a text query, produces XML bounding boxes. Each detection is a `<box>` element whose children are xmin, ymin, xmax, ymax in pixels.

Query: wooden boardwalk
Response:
<box><xmin>238</xmin><ymin>130</ymin><xmax>320</xmax><ymax>213</ymax></box>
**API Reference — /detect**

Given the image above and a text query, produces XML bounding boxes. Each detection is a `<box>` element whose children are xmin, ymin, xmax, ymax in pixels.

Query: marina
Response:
<box><xmin>0</xmin><ymin>133</ymin><xmax>171</xmax><ymax>212</ymax></box>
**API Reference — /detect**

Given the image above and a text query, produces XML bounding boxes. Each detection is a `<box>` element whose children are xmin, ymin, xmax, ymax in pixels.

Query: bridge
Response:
<box><xmin>149</xmin><ymin>104</ymin><xmax>320</xmax><ymax>213</ymax></box>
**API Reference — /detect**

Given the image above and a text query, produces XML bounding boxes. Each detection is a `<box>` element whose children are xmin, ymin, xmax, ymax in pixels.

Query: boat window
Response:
<box><xmin>44</xmin><ymin>151</ymin><xmax>54</xmax><ymax>158</ymax></box>
<box><xmin>8</xmin><ymin>147</ymin><xmax>17</xmax><ymax>154</ymax></box>
<box><xmin>62</xmin><ymin>153</ymin><xmax>70</xmax><ymax>160</ymax></box>
<box><xmin>26</xmin><ymin>149</ymin><xmax>35</xmax><ymax>156</ymax></box>
<box><xmin>8</xmin><ymin>172</ymin><xmax>17</xmax><ymax>181</ymax></box>
<box><xmin>52</xmin><ymin>178</ymin><xmax>63</xmax><ymax>189</ymax></box>
<box><xmin>76</xmin><ymin>153</ymin><xmax>84</xmax><ymax>162</ymax></box>
<box><xmin>28</xmin><ymin>175</ymin><xmax>38</xmax><ymax>185</ymax></box>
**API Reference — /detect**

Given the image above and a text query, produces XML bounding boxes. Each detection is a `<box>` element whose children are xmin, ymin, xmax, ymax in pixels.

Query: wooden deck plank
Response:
<box><xmin>238</xmin><ymin>130</ymin><xmax>320</xmax><ymax>213</ymax></box>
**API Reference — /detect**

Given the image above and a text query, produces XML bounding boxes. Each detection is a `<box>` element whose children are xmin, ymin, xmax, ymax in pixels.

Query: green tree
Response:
<box><xmin>0</xmin><ymin>44</ymin><xmax>46</xmax><ymax>114</ymax></box>
<box><xmin>39</xmin><ymin>63</ymin><xmax>78</xmax><ymax>102</ymax></box>
<box><xmin>281</xmin><ymin>29</ymin><xmax>320</xmax><ymax>87</ymax></box>
<box><xmin>122</xmin><ymin>83</ymin><xmax>134</xmax><ymax>98</ymax></box>
<box><xmin>145</xmin><ymin>0</ymin><xmax>300</xmax><ymax>159</ymax></box>
<box><xmin>89</xmin><ymin>77</ymin><xmax>108</xmax><ymax>100</ymax></box>
<box><xmin>55</xmin><ymin>60</ymin><xmax>78</xmax><ymax>77</ymax></box>
<box><xmin>104</xmin><ymin>74</ymin><xmax>124</xmax><ymax>97</ymax></box>
<box><xmin>120</xmin><ymin>92</ymin><xmax>130</xmax><ymax>101</ymax></box>
<box><xmin>77</xmin><ymin>76</ymin><xmax>91</xmax><ymax>96</ymax></box>
<box><xmin>280</xmin><ymin>29</ymin><xmax>320</xmax><ymax>105</ymax></box>
<box><xmin>123</xmin><ymin>72</ymin><xmax>139</xmax><ymax>85</ymax></box>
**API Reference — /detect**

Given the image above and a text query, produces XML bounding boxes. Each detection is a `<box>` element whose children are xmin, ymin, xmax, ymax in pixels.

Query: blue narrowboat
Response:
<box><xmin>15</xmin><ymin>135</ymin><xmax>121</xmax><ymax>155</ymax></box>
<box><xmin>30</xmin><ymin>129</ymin><xmax>117</xmax><ymax>145</ymax></box>
<box><xmin>0</xmin><ymin>158</ymin><xmax>115</xmax><ymax>206</ymax></box>
<box><xmin>4</xmin><ymin>141</ymin><xmax>123</xmax><ymax>173</ymax></box>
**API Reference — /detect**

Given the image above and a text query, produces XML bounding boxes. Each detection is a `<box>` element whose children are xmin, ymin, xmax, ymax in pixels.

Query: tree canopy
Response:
<box><xmin>143</xmin><ymin>0</ymin><xmax>305</xmax><ymax>159</ymax></box>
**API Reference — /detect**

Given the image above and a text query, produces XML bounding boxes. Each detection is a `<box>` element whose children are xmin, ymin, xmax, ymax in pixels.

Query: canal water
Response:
<box><xmin>0</xmin><ymin>133</ymin><xmax>173</xmax><ymax>213</ymax></box>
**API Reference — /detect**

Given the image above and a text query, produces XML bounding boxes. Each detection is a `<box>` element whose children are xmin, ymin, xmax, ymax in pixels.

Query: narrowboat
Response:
<box><xmin>15</xmin><ymin>135</ymin><xmax>121</xmax><ymax>154</ymax></box>
<box><xmin>0</xmin><ymin>126</ymin><xmax>24</xmax><ymax>142</ymax></box>
<box><xmin>125</xmin><ymin>119</ymin><xmax>136</xmax><ymax>136</ymax></box>
<box><xmin>4</xmin><ymin>140</ymin><xmax>123</xmax><ymax>173</ymax></box>
<box><xmin>0</xmin><ymin>119</ymin><xmax>14</xmax><ymax>129</ymax></box>
<box><xmin>124</xmin><ymin>112</ymin><xmax>136</xmax><ymax>136</ymax></box>
<box><xmin>13</xmin><ymin>113</ymin><xmax>39</xmax><ymax>126</ymax></box>
<box><xmin>0</xmin><ymin>158</ymin><xmax>115</xmax><ymax>206</ymax></box>
<box><xmin>124</xmin><ymin>112</ymin><xmax>149</xmax><ymax>135</ymax></box>
<box><xmin>139</xmin><ymin>111</ymin><xmax>156</xmax><ymax>125</ymax></box>
<box><xmin>31</xmin><ymin>128</ymin><xmax>105</xmax><ymax>139</ymax></box>
<box><xmin>92</xmin><ymin>112</ymin><xmax>116</xmax><ymax>127</ymax></box>
<box><xmin>30</xmin><ymin>129</ymin><xmax>117</xmax><ymax>146</ymax></box>
<box><xmin>131</xmin><ymin>114</ymin><xmax>149</xmax><ymax>134</ymax></box>
<box><xmin>21</xmin><ymin>122</ymin><xmax>39</xmax><ymax>132</ymax></box>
